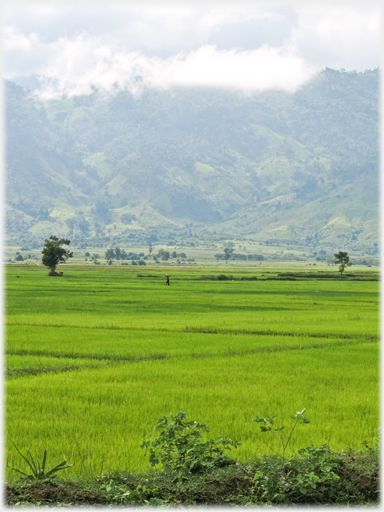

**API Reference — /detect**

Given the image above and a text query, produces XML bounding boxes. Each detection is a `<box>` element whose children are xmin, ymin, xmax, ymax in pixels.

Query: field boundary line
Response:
<box><xmin>189</xmin><ymin>338</ymin><xmax>377</xmax><ymax>359</ymax></box>
<box><xmin>6</xmin><ymin>363</ymin><xmax>110</xmax><ymax>377</ymax></box>
<box><xmin>5</xmin><ymin>350</ymin><xmax>170</xmax><ymax>363</ymax></box>
<box><xmin>6</xmin><ymin>338</ymin><xmax>377</xmax><ymax>377</ymax></box>
<box><xmin>181</xmin><ymin>328</ymin><xmax>378</xmax><ymax>340</ymax></box>
<box><xmin>5</xmin><ymin>352</ymin><xmax>172</xmax><ymax>378</ymax></box>
<box><xmin>5</xmin><ymin>322</ymin><xmax>379</xmax><ymax>341</ymax></box>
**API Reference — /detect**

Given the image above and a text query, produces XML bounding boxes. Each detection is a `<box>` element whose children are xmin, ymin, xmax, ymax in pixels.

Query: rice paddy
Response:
<box><xmin>5</xmin><ymin>264</ymin><xmax>379</xmax><ymax>481</ymax></box>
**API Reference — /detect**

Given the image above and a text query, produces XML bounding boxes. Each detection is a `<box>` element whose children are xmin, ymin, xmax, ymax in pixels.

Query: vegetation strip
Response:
<box><xmin>6</xmin><ymin>338</ymin><xmax>376</xmax><ymax>378</ymax></box>
<box><xmin>277</xmin><ymin>272</ymin><xmax>379</xmax><ymax>281</ymax></box>
<box><xmin>5</xmin><ymin>353</ymin><xmax>170</xmax><ymax>378</ymax></box>
<box><xmin>5</xmin><ymin>449</ymin><xmax>379</xmax><ymax>506</ymax></box>
<box><xmin>189</xmin><ymin>338</ymin><xmax>376</xmax><ymax>359</ymax></box>
<box><xmin>196</xmin><ymin>273</ymin><xmax>379</xmax><ymax>281</ymax></box>
<box><xmin>6</xmin><ymin>364</ymin><xmax>109</xmax><ymax>378</ymax></box>
<box><xmin>181</xmin><ymin>328</ymin><xmax>378</xmax><ymax>340</ymax></box>
<box><xmin>6</xmin><ymin>350</ymin><xmax>169</xmax><ymax>363</ymax></box>
<box><xmin>5</xmin><ymin>321</ymin><xmax>379</xmax><ymax>341</ymax></box>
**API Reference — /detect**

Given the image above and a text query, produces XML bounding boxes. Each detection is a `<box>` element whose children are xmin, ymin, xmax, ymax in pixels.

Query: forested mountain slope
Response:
<box><xmin>5</xmin><ymin>68</ymin><xmax>379</xmax><ymax>251</ymax></box>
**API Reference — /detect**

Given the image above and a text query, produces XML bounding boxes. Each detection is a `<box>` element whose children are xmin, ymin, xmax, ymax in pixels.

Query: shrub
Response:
<box><xmin>199</xmin><ymin>274</ymin><xmax>233</xmax><ymax>281</ymax></box>
<box><xmin>141</xmin><ymin>411</ymin><xmax>240</xmax><ymax>477</ymax></box>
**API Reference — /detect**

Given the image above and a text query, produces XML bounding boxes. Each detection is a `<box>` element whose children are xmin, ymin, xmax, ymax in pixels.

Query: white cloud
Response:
<box><xmin>4</xmin><ymin>3</ymin><xmax>381</xmax><ymax>98</ymax></box>
<box><xmin>145</xmin><ymin>44</ymin><xmax>315</xmax><ymax>93</ymax></box>
<box><xmin>4</xmin><ymin>4</ymin><xmax>287</xmax><ymax>52</ymax></box>
<box><xmin>292</xmin><ymin>6</ymin><xmax>381</xmax><ymax>71</ymax></box>
<box><xmin>5</xmin><ymin>26</ymin><xmax>316</xmax><ymax>98</ymax></box>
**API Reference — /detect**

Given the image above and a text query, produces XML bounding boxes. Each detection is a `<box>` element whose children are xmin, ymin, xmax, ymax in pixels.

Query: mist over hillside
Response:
<box><xmin>5</xmin><ymin>68</ymin><xmax>379</xmax><ymax>256</ymax></box>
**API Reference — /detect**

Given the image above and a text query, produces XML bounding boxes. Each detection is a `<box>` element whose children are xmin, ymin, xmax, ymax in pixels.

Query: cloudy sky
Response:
<box><xmin>3</xmin><ymin>0</ymin><xmax>382</xmax><ymax>99</ymax></box>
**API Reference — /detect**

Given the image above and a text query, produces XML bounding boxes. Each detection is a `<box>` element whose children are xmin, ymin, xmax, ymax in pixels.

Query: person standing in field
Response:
<box><xmin>165</xmin><ymin>274</ymin><xmax>170</xmax><ymax>285</ymax></box>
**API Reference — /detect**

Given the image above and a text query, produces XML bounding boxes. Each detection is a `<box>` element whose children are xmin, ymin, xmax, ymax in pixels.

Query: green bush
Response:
<box><xmin>199</xmin><ymin>274</ymin><xmax>233</xmax><ymax>281</ymax></box>
<box><xmin>141</xmin><ymin>411</ymin><xmax>240</xmax><ymax>477</ymax></box>
<box><xmin>247</xmin><ymin>445</ymin><xmax>378</xmax><ymax>504</ymax></box>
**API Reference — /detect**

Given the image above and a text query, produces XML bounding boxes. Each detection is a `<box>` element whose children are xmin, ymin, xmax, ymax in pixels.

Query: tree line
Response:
<box><xmin>38</xmin><ymin>237</ymin><xmax>353</xmax><ymax>277</ymax></box>
<box><xmin>104</xmin><ymin>247</ymin><xmax>187</xmax><ymax>262</ymax></box>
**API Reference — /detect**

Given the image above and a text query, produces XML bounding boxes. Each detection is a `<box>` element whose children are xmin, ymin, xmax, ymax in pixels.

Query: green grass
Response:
<box><xmin>5</xmin><ymin>265</ymin><xmax>379</xmax><ymax>481</ymax></box>
<box><xmin>6</xmin><ymin>354</ymin><xmax>110</xmax><ymax>370</ymax></box>
<box><xmin>6</xmin><ymin>325</ymin><xmax>371</xmax><ymax>361</ymax></box>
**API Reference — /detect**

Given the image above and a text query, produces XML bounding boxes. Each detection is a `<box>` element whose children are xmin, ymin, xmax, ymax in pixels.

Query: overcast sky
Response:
<box><xmin>3</xmin><ymin>0</ymin><xmax>382</xmax><ymax>99</ymax></box>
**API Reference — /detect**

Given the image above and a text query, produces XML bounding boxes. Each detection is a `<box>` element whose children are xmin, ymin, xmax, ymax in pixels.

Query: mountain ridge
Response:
<box><xmin>5</xmin><ymin>68</ymin><xmax>379</xmax><ymax>254</ymax></box>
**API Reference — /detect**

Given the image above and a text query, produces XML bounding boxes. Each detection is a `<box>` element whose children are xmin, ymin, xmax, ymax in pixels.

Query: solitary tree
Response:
<box><xmin>223</xmin><ymin>247</ymin><xmax>234</xmax><ymax>264</ymax></box>
<box><xmin>42</xmin><ymin>236</ymin><xmax>73</xmax><ymax>276</ymax></box>
<box><xmin>334</xmin><ymin>251</ymin><xmax>352</xmax><ymax>276</ymax></box>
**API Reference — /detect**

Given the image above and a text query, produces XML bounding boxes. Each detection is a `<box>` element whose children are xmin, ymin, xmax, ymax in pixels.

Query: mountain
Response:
<box><xmin>5</xmin><ymin>68</ymin><xmax>379</xmax><ymax>253</ymax></box>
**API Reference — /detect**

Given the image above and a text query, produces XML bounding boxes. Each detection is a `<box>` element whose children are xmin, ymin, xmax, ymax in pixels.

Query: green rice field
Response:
<box><xmin>5</xmin><ymin>265</ymin><xmax>379</xmax><ymax>481</ymax></box>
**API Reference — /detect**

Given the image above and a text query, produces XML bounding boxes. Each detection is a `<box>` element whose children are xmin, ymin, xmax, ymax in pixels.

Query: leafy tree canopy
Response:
<box><xmin>41</xmin><ymin>236</ymin><xmax>73</xmax><ymax>275</ymax></box>
<box><xmin>224</xmin><ymin>247</ymin><xmax>234</xmax><ymax>263</ymax></box>
<box><xmin>334</xmin><ymin>251</ymin><xmax>352</xmax><ymax>276</ymax></box>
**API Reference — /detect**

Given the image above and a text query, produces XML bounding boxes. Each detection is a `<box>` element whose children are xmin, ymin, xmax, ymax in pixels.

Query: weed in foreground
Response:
<box><xmin>253</xmin><ymin>408</ymin><xmax>311</xmax><ymax>468</ymax></box>
<box><xmin>8</xmin><ymin>444</ymin><xmax>73</xmax><ymax>482</ymax></box>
